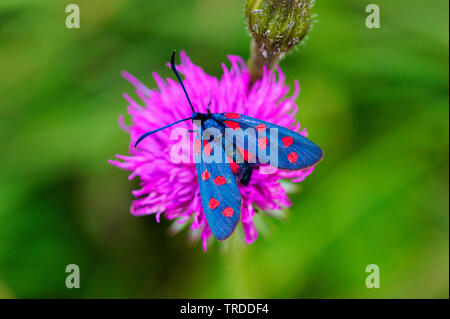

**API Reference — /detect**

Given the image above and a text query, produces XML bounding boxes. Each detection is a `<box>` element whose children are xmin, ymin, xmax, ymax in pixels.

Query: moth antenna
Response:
<box><xmin>171</xmin><ymin>51</ymin><xmax>196</xmax><ymax>113</ymax></box>
<box><xmin>134</xmin><ymin>117</ymin><xmax>192</xmax><ymax>148</ymax></box>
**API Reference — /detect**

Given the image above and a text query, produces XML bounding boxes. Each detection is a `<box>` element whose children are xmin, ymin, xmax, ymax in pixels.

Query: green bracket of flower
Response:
<box><xmin>246</xmin><ymin>0</ymin><xmax>313</xmax><ymax>84</ymax></box>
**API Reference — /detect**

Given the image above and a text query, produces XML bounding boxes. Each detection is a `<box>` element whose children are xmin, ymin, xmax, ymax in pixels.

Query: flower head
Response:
<box><xmin>246</xmin><ymin>0</ymin><xmax>312</xmax><ymax>54</ymax></box>
<box><xmin>109</xmin><ymin>51</ymin><xmax>316</xmax><ymax>251</ymax></box>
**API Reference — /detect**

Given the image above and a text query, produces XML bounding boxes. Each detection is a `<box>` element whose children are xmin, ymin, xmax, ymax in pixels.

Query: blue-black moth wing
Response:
<box><xmin>212</xmin><ymin>113</ymin><xmax>323</xmax><ymax>170</ymax></box>
<box><xmin>221</xmin><ymin>130</ymin><xmax>255</xmax><ymax>182</ymax></box>
<box><xmin>194</xmin><ymin>120</ymin><xmax>242</xmax><ymax>241</ymax></box>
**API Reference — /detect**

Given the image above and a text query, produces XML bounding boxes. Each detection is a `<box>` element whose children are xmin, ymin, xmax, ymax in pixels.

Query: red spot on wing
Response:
<box><xmin>194</xmin><ymin>139</ymin><xmax>201</xmax><ymax>155</ymax></box>
<box><xmin>208</xmin><ymin>197</ymin><xmax>220</xmax><ymax>210</ymax></box>
<box><xmin>201</xmin><ymin>170</ymin><xmax>210</xmax><ymax>181</ymax></box>
<box><xmin>230</xmin><ymin>162</ymin><xmax>239</xmax><ymax>173</ymax></box>
<box><xmin>256</xmin><ymin>123</ymin><xmax>266</xmax><ymax>132</ymax></box>
<box><xmin>282</xmin><ymin>136</ymin><xmax>293</xmax><ymax>147</ymax></box>
<box><xmin>288</xmin><ymin>151</ymin><xmax>298</xmax><ymax>163</ymax></box>
<box><xmin>222</xmin><ymin>207</ymin><xmax>234</xmax><ymax>217</ymax></box>
<box><xmin>224</xmin><ymin>121</ymin><xmax>241</xmax><ymax>131</ymax></box>
<box><xmin>214</xmin><ymin>176</ymin><xmax>227</xmax><ymax>186</ymax></box>
<box><xmin>225</xmin><ymin>113</ymin><xmax>240</xmax><ymax>119</ymax></box>
<box><xmin>258</xmin><ymin>137</ymin><xmax>269</xmax><ymax>151</ymax></box>
<box><xmin>237</xmin><ymin>146</ymin><xmax>254</xmax><ymax>161</ymax></box>
<box><xmin>227</xmin><ymin>156</ymin><xmax>240</xmax><ymax>174</ymax></box>
<box><xmin>203</xmin><ymin>140</ymin><xmax>213</xmax><ymax>156</ymax></box>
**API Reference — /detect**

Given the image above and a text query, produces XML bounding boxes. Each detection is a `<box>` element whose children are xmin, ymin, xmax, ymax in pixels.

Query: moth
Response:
<box><xmin>135</xmin><ymin>52</ymin><xmax>323</xmax><ymax>241</ymax></box>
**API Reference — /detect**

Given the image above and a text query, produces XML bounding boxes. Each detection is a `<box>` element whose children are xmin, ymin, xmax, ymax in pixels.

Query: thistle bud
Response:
<box><xmin>246</xmin><ymin>0</ymin><xmax>313</xmax><ymax>83</ymax></box>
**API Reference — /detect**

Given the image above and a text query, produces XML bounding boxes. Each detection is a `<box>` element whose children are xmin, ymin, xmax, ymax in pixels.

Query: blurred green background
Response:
<box><xmin>0</xmin><ymin>0</ymin><xmax>448</xmax><ymax>298</ymax></box>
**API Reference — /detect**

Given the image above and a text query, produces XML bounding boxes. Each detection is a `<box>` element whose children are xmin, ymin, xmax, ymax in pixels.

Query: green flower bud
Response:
<box><xmin>246</xmin><ymin>0</ymin><xmax>313</xmax><ymax>83</ymax></box>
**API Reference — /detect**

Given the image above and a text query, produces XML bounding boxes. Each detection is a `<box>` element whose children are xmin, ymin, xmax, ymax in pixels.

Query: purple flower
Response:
<box><xmin>109</xmin><ymin>51</ymin><xmax>317</xmax><ymax>251</ymax></box>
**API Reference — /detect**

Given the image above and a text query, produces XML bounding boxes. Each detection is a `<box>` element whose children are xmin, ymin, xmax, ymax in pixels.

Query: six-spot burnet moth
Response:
<box><xmin>135</xmin><ymin>51</ymin><xmax>323</xmax><ymax>241</ymax></box>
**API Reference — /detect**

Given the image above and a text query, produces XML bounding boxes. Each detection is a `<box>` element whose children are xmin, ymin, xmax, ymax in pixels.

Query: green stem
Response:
<box><xmin>248</xmin><ymin>40</ymin><xmax>281</xmax><ymax>86</ymax></box>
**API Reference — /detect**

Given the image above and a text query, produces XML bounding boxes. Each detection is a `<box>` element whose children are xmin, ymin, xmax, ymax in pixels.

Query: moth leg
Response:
<box><xmin>240</xmin><ymin>166</ymin><xmax>254</xmax><ymax>186</ymax></box>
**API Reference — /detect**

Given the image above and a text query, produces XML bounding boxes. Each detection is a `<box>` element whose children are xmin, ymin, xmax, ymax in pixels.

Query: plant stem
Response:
<box><xmin>248</xmin><ymin>40</ymin><xmax>281</xmax><ymax>86</ymax></box>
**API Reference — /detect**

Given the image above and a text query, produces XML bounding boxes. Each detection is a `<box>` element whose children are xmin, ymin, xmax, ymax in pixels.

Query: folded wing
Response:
<box><xmin>194</xmin><ymin>121</ymin><xmax>242</xmax><ymax>241</ymax></box>
<box><xmin>212</xmin><ymin>113</ymin><xmax>323</xmax><ymax>170</ymax></box>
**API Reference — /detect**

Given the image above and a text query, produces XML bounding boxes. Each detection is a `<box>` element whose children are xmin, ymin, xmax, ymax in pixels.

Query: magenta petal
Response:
<box><xmin>242</xmin><ymin>221</ymin><xmax>258</xmax><ymax>244</ymax></box>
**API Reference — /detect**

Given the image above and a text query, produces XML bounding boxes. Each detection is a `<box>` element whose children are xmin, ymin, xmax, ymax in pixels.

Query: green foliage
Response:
<box><xmin>0</xmin><ymin>0</ymin><xmax>448</xmax><ymax>298</ymax></box>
